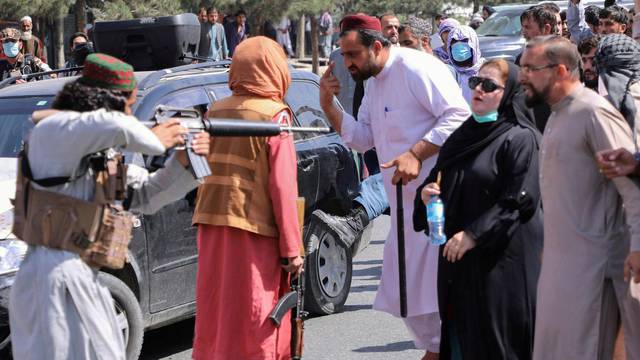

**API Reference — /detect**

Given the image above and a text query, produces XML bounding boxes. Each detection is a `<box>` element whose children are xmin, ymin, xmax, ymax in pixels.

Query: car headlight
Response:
<box><xmin>0</xmin><ymin>209</ymin><xmax>27</xmax><ymax>275</ymax></box>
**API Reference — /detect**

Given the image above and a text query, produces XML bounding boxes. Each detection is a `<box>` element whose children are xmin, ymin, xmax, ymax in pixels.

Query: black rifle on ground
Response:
<box><xmin>270</xmin><ymin>259</ymin><xmax>307</xmax><ymax>360</ymax></box>
<box><xmin>143</xmin><ymin>105</ymin><xmax>330</xmax><ymax>180</ymax></box>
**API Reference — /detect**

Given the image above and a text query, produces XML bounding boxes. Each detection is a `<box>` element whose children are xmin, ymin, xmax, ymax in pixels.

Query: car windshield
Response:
<box><xmin>476</xmin><ymin>9</ymin><xmax>522</xmax><ymax>37</ymax></box>
<box><xmin>0</xmin><ymin>97</ymin><xmax>53</xmax><ymax>158</ymax></box>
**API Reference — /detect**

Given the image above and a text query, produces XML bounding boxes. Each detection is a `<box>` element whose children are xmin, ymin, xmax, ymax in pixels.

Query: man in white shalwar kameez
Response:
<box><xmin>276</xmin><ymin>16</ymin><xmax>293</xmax><ymax>57</ymax></box>
<box><xmin>9</xmin><ymin>53</ymin><xmax>210</xmax><ymax>360</ymax></box>
<box><xmin>319</xmin><ymin>15</ymin><xmax>470</xmax><ymax>359</ymax></box>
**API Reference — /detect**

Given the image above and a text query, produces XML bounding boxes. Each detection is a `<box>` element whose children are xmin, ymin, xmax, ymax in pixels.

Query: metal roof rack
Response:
<box><xmin>137</xmin><ymin>59</ymin><xmax>231</xmax><ymax>91</ymax></box>
<box><xmin>0</xmin><ymin>66</ymin><xmax>83</xmax><ymax>89</ymax></box>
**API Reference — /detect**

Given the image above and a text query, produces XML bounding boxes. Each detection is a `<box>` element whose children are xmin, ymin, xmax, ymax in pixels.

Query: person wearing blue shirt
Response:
<box><xmin>206</xmin><ymin>7</ymin><xmax>229</xmax><ymax>61</ymax></box>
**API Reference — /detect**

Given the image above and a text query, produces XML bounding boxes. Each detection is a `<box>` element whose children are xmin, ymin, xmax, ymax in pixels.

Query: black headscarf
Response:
<box><xmin>413</xmin><ymin>61</ymin><xmax>538</xmax><ymax>231</ymax></box>
<box><xmin>595</xmin><ymin>34</ymin><xmax>640</xmax><ymax>131</ymax></box>
<box><xmin>433</xmin><ymin>62</ymin><xmax>536</xmax><ymax>171</ymax></box>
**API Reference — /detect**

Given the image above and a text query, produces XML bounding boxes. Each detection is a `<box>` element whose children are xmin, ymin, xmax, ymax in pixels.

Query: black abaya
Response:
<box><xmin>413</xmin><ymin>63</ymin><xmax>543</xmax><ymax>360</ymax></box>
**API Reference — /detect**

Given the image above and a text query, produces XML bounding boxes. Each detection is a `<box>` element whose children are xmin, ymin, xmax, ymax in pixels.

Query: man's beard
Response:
<box><xmin>584</xmin><ymin>71</ymin><xmax>598</xmax><ymax>90</ymax></box>
<box><xmin>349</xmin><ymin>62</ymin><xmax>375</xmax><ymax>81</ymax></box>
<box><xmin>20</xmin><ymin>30</ymin><xmax>32</xmax><ymax>41</ymax></box>
<box><xmin>523</xmin><ymin>82</ymin><xmax>551</xmax><ymax>107</ymax></box>
<box><xmin>388</xmin><ymin>36</ymin><xmax>398</xmax><ymax>45</ymax></box>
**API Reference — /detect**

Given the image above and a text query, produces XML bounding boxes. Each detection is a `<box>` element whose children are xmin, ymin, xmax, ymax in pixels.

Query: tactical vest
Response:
<box><xmin>0</xmin><ymin>54</ymin><xmax>38</xmax><ymax>80</ymax></box>
<box><xmin>193</xmin><ymin>95</ymin><xmax>289</xmax><ymax>237</ymax></box>
<box><xmin>12</xmin><ymin>148</ymin><xmax>133</xmax><ymax>269</ymax></box>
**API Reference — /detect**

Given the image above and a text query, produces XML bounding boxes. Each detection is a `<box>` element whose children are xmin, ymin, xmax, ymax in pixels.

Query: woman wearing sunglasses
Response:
<box><xmin>413</xmin><ymin>59</ymin><xmax>543</xmax><ymax>360</ymax></box>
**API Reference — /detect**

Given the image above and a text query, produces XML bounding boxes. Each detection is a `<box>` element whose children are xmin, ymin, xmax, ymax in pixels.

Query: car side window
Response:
<box><xmin>285</xmin><ymin>80</ymin><xmax>332</xmax><ymax>141</ymax></box>
<box><xmin>159</xmin><ymin>87</ymin><xmax>211</xmax><ymax>111</ymax></box>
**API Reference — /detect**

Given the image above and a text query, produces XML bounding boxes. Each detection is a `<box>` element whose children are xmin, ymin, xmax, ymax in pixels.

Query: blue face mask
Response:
<box><xmin>472</xmin><ymin>110</ymin><xmax>499</xmax><ymax>123</ymax></box>
<box><xmin>451</xmin><ymin>42</ymin><xmax>472</xmax><ymax>62</ymax></box>
<box><xmin>3</xmin><ymin>41</ymin><xmax>20</xmax><ymax>58</ymax></box>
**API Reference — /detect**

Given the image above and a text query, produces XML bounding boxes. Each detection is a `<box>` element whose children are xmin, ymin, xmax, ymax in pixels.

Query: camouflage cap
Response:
<box><xmin>1</xmin><ymin>28</ymin><xmax>21</xmax><ymax>42</ymax></box>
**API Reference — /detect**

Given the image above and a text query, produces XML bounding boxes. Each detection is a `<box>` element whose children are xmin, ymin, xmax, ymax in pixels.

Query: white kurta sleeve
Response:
<box><xmin>125</xmin><ymin>155</ymin><xmax>201</xmax><ymax>214</ymax></box>
<box><xmin>407</xmin><ymin>61</ymin><xmax>470</xmax><ymax>146</ymax></box>
<box><xmin>339</xmin><ymin>90</ymin><xmax>375</xmax><ymax>152</ymax></box>
<box><xmin>62</xmin><ymin>110</ymin><xmax>166</xmax><ymax>156</ymax></box>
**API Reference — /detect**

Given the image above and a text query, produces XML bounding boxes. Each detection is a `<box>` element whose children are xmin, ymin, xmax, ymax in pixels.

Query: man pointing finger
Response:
<box><xmin>319</xmin><ymin>14</ymin><xmax>470</xmax><ymax>358</ymax></box>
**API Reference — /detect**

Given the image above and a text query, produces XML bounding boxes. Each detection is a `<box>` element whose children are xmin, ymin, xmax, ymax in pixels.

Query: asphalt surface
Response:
<box><xmin>140</xmin><ymin>215</ymin><xmax>424</xmax><ymax>359</ymax></box>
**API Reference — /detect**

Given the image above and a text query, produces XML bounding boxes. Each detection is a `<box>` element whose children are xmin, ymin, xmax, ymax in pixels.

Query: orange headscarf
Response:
<box><xmin>228</xmin><ymin>36</ymin><xmax>291</xmax><ymax>102</ymax></box>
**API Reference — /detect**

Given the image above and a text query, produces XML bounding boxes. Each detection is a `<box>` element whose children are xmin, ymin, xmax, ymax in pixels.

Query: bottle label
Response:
<box><xmin>427</xmin><ymin>203</ymin><xmax>444</xmax><ymax>220</ymax></box>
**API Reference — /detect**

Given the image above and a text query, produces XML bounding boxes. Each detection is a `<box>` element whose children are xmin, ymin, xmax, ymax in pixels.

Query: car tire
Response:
<box><xmin>304</xmin><ymin>218</ymin><xmax>353</xmax><ymax>316</ymax></box>
<box><xmin>98</xmin><ymin>272</ymin><xmax>144</xmax><ymax>360</ymax></box>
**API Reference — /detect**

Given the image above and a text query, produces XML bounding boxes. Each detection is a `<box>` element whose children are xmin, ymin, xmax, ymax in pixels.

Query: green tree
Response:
<box><xmin>93</xmin><ymin>0</ymin><xmax>184</xmax><ymax>20</ymax></box>
<box><xmin>0</xmin><ymin>0</ymin><xmax>75</xmax><ymax>19</ymax></box>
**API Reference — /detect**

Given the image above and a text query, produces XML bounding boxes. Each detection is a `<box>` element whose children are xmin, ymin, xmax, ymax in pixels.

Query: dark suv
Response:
<box><xmin>0</xmin><ymin>63</ymin><xmax>373</xmax><ymax>358</ymax></box>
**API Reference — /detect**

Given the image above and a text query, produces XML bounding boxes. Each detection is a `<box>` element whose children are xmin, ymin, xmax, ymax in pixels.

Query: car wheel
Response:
<box><xmin>98</xmin><ymin>272</ymin><xmax>144</xmax><ymax>360</ymax></box>
<box><xmin>304</xmin><ymin>219</ymin><xmax>353</xmax><ymax>316</ymax></box>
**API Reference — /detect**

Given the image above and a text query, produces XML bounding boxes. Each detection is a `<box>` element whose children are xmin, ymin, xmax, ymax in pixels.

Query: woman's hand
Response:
<box><xmin>421</xmin><ymin>182</ymin><xmax>441</xmax><ymax>205</ymax></box>
<box><xmin>443</xmin><ymin>231</ymin><xmax>476</xmax><ymax>262</ymax></box>
<box><xmin>151</xmin><ymin>119</ymin><xmax>187</xmax><ymax>149</ymax></box>
<box><xmin>176</xmin><ymin>131</ymin><xmax>211</xmax><ymax>168</ymax></box>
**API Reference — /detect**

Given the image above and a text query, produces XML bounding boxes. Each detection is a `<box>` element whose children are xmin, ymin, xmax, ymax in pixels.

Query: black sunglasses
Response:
<box><xmin>468</xmin><ymin>76</ymin><xmax>504</xmax><ymax>93</ymax></box>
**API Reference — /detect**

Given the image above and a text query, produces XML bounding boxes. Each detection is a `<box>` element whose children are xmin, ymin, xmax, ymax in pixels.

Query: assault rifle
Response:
<box><xmin>143</xmin><ymin>105</ymin><xmax>330</xmax><ymax>180</ymax></box>
<box><xmin>270</xmin><ymin>259</ymin><xmax>307</xmax><ymax>359</ymax></box>
<box><xmin>270</xmin><ymin>198</ymin><xmax>307</xmax><ymax>359</ymax></box>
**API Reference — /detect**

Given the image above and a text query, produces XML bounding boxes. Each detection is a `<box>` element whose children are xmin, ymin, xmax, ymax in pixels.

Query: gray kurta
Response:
<box><xmin>9</xmin><ymin>109</ymin><xmax>200</xmax><ymax>360</ymax></box>
<box><xmin>534</xmin><ymin>85</ymin><xmax>640</xmax><ymax>359</ymax></box>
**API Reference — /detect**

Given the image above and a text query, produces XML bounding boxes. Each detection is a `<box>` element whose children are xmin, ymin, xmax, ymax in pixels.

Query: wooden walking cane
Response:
<box><xmin>396</xmin><ymin>182</ymin><xmax>408</xmax><ymax>318</ymax></box>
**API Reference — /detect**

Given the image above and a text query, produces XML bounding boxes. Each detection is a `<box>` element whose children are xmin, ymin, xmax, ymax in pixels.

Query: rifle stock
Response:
<box><xmin>292</xmin><ymin>317</ymin><xmax>304</xmax><ymax>360</ymax></box>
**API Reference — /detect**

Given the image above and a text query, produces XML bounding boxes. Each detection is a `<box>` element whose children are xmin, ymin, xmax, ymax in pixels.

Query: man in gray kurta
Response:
<box><xmin>519</xmin><ymin>35</ymin><xmax>640</xmax><ymax>359</ymax></box>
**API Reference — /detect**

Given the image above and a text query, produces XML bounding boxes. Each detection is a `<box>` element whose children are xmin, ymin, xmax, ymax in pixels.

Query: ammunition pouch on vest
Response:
<box><xmin>12</xmin><ymin>149</ymin><xmax>133</xmax><ymax>269</ymax></box>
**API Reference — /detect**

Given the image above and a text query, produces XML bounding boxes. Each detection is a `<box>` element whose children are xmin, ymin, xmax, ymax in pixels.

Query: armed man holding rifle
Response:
<box><xmin>192</xmin><ymin>36</ymin><xmax>304</xmax><ymax>360</ymax></box>
<box><xmin>9</xmin><ymin>53</ymin><xmax>211</xmax><ymax>360</ymax></box>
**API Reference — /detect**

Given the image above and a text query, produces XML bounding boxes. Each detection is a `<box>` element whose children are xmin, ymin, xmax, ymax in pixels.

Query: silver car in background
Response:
<box><xmin>477</xmin><ymin>0</ymin><xmax>634</xmax><ymax>62</ymax></box>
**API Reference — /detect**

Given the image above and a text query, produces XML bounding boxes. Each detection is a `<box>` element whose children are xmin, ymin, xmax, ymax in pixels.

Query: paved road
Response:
<box><xmin>140</xmin><ymin>215</ymin><xmax>424</xmax><ymax>359</ymax></box>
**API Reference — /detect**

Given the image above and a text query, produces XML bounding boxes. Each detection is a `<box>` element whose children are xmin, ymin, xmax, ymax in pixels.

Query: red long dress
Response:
<box><xmin>193</xmin><ymin>112</ymin><xmax>301</xmax><ymax>360</ymax></box>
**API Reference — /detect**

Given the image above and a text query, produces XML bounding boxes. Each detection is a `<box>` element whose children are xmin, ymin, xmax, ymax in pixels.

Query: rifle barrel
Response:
<box><xmin>204</xmin><ymin>119</ymin><xmax>329</xmax><ymax>137</ymax></box>
<box><xmin>281</xmin><ymin>126</ymin><xmax>331</xmax><ymax>133</ymax></box>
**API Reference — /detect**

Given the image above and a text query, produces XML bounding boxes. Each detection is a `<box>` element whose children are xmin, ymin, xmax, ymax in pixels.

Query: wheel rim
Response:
<box><xmin>315</xmin><ymin>232</ymin><xmax>348</xmax><ymax>298</ymax></box>
<box><xmin>114</xmin><ymin>299</ymin><xmax>130</xmax><ymax>347</ymax></box>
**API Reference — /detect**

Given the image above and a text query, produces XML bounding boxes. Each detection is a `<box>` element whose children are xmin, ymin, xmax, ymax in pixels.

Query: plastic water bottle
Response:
<box><xmin>427</xmin><ymin>195</ymin><xmax>446</xmax><ymax>246</ymax></box>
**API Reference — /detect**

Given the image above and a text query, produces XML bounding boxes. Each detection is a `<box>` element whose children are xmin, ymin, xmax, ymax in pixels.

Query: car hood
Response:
<box><xmin>0</xmin><ymin>159</ymin><xmax>16</xmax><ymax>240</ymax></box>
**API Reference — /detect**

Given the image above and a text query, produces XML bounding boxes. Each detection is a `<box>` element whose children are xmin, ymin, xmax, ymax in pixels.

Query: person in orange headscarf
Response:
<box><xmin>191</xmin><ymin>36</ymin><xmax>303</xmax><ymax>360</ymax></box>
